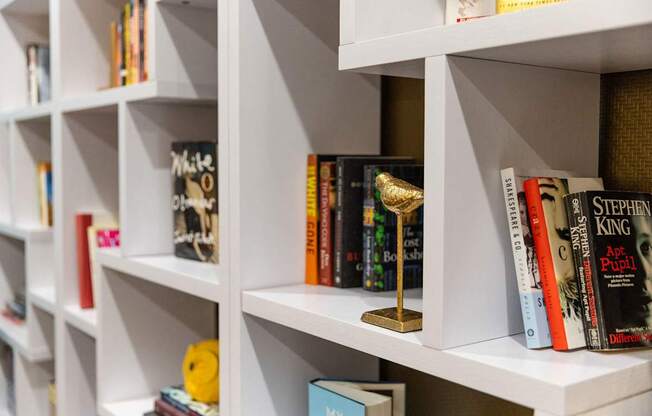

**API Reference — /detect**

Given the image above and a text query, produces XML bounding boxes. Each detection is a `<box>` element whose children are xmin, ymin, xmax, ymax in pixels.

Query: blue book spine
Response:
<box><xmin>309</xmin><ymin>383</ymin><xmax>365</xmax><ymax>416</ymax></box>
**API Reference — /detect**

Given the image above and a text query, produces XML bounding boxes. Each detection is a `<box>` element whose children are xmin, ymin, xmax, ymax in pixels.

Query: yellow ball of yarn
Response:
<box><xmin>183</xmin><ymin>339</ymin><xmax>219</xmax><ymax>403</ymax></box>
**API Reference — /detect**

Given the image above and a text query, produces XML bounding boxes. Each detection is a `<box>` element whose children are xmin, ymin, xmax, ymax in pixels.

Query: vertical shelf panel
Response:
<box><xmin>58</xmin><ymin>324</ymin><xmax>96</xmax><ymax>416</ymax></box>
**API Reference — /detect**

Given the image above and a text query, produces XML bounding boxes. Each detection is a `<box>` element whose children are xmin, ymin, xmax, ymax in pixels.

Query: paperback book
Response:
<box><xmin>565</xmin><ymin>191</ymin><xmax>652</xmax><ymax>350</ymax></box>
<box><xmin>172</xmin><ymin>142</ymin><xmax>219</xmax><ymax>264</ymax></box>
<box><xmin>363</xmin><ymin>164</ymin><xmax>424</xmax><ymax>292</ymax></box>
<box><xmin>160</xmin><ymin>386</ymin><xmax>219</xmax><ymax>416</ymax></box>
<box><xmin>309</xmin><ymin>379</ymin><xmax>405</xmax><ymax>416</ymax></box>
<box><xmin>524</xmin><ymin>177</ymin><xmax>603</xmax><ymax>350</ymax></box>
<box><xmin>500</xmin><ymin>167</ymin><xmax>573</xmax><ymax>349</ymax></box>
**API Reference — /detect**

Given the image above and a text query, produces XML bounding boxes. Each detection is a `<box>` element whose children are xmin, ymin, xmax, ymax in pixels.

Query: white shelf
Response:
<box><xmin>0</xmin><ymin>315</ymin><xmax>50</xmax><ymax>362</ymax></box>
<box><xmin>0</xmin><ymin>0</ymin><xmax>48</xmax><ymax>15</ymax></box>
<box><xmin>159</xmin><ymin>0</ymin><xmax>217</xmax><ymax>9</ymax></box>
<box><xmin>63</xmin><ymin>305</ymin><xmax>97</xmax><ymax>339</ymax></box>
<box><xmin>28</xmin><ymin>286</ymin><xmax>55</xmax><ymax>315</ymax></box>
<box><xmin>243</xmin><ymin>284</ymin><xmax>652</xmax><ymax>416</ymax></box>
<box><xmin>96</xmin><ymin>249</ymin><xmax>223</xmax><ymax>303</ymax></box>
<box><xmin>0</xmin><ymin>223</ymin><xmax>51</xmax><ymax>242</ymax></box>
<box><xmin>99</xmin><ymin>396</ymin><xmax>156</xmax><ymax>416</ymax></box>
<box><xmin>340</xmin><ymin>0</ymin><xmax>652</xmax><ymax>75</ymax></box>
<box><xmin>60</xmin><ymin>81</ymin><xmax>217</xmax><ymax>114</ymax></box>
<box><xmin>0</xmin><ymin>102</ymin><xmax>51</xmax><ymax>123</ymax></box>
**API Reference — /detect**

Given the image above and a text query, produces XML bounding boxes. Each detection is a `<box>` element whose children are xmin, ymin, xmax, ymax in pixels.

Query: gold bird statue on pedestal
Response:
<box><xmin>361</xmin><ymin>172</ymin><xmax>424</xmax><ymax>333</ymax></box>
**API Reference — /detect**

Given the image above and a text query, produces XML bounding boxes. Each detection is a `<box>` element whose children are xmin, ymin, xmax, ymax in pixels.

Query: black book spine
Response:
<box><xmin>334</xmin><ymin>160</ymin><xmax>344</xmax><ymax>287</ymax></box>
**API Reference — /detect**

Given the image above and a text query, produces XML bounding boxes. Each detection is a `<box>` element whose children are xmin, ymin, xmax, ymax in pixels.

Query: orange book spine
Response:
<box><xmin>123</xmin><ymin>3</ymin><xmax>131</xmax><ymax>85</ymax></box>
<box><xmin>132</xmin><ymin>0</ymin><xmax>140</xmax><ymax>84</ymax></box>
<box><xmin>143</xmin><ymin>0</ymin><xmax>148</xmax><ymax>81</ymax></box>
<box><xmin>110</xmin><ymin>22</ymin><xmax>117</xmax><ymax>87</ymax></box>
<box><xmin>524</xmin><ymin>178</ymin><xmax>568</xmax><ymax>350</ymax></box>
<box><xmin>305</xmin><ymin>154</ymin><xmax>319</xmax><ymax>285</ymax></box>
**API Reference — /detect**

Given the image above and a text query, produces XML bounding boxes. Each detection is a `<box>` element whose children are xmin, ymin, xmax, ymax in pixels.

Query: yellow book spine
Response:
<box><xmin>497</xmin><ymin>0</ymin><xmax>565</xmax><ymax>14</ymax></box>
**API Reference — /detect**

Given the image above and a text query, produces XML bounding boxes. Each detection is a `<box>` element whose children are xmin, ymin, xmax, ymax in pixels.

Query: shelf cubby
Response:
<box><xmin>97</xmin><ymin>266</ymin><xmax>218</xmax><ymax>416</ymax></box>
<box><xmin>58</xmin><ymin>323</ymin><xmax>96</xmax><ymax>416</ymax></box>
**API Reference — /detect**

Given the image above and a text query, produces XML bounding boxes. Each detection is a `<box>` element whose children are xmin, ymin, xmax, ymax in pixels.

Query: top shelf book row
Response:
<box><xmin>340</xmin><ymin>0</ymin><xmax>652</xmax><ymax>76</ymax></box>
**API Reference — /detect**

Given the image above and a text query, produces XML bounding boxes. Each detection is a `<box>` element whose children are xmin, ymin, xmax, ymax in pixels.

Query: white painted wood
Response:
<box><xmin>0</xmin><ymin>223</ymin><xmax>50</xmax><ymax>241</ymax></box>
<box><xmin>353</xmin><ymin>0</ymin><xmax>444</xmax><ymax>43</ymax></box>
<box><xmin>423</xmin><ymin>56</ymin><xmax>600</xmax><ymax>349</ymax></box>
<box><xmin>28</xmin><ymin>286</ymin><xmax>55</xmax><ymax>315</ymax></box>
<box><xmin>0</xmin><ymin>0</ymin><xmax>48</xmax><ymax>16</ymax></box>
<box><xmin>99</xmin><ymin>396</ymin><xmax>157</xmax><ymax>416</ymax></box>
<box><xmin>58</xmin><ymin>324</ymin><xmax>97</xmax><ymax>416</ymax></box>
<box><xmin>157</xmin><ymin>0</ymin><xmax>216</xmax><ymax>9</ymax></box>
<box><xmin>340</xmin><ymin>0</ymin><xmax>652</xmax><ymax>74</ymax></box>
<box><xmin>97</xmin><ymin>266</ymin><xmax>217</xmax><ymax>409</ymax></box>
<box><xmin>339</xmin><ymin>0</ymin><xmax>355</xmax><ymax>45</ymax></box>
<box><xmin>13</xmin><ymin>353</ymin><xmax>53</xmax><ymax>416</ymax></box>
<box><xmin>119</xmin><ymin>102</ymin><xmax>217</xmax><ymax>257</ymax></box>
<box><xmin>63</xmin><ymin>305</ymin><xmax>97</xmax><ymax>339</ymax></box>
<box><xmin>97</xmin><ymin>248</ymin><xmax>223</xmax><ymax>303</ymax></box>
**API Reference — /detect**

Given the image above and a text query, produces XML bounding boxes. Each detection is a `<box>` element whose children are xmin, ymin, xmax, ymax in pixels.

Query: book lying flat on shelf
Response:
<box><xmin>524</xmin><ymin>177</ymin><xmax>603</xmax><ymax>351</ymax></box>
<box><xmin>565</xmin><ymin>191</ymin><xmax>652</xmax><ymax>350</ymax></box>
<box><xmin>446</xmin><ymin>0</ymin><xmax>496</xmax><ymax>24</ymax></box>
<box><xmin>160</xmin><ymin>386</ymin><xmax>219</xmax><ymax>416</ymax></box>
<box><xmin>363</xmin><ymin>164</ymin><xmax>424</xmax><ymax>292</ymax></box>
<box><xmin>500</xmin><ymin>168</ymin><xmax>574</xmax><ymax>349</ymax></box>
<box><xmin>171</xmin><ymin>142</ymin><xmax>219</xmax><ymax>264</ymax></box>
<box><xmin>309</xmin><ymin>379</ymin><xmax>405</xmax><ymax>416</ymax></box>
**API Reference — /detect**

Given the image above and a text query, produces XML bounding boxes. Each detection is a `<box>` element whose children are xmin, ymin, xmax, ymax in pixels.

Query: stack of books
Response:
<box><xmin>109</xmin><ymin>0</ymin><xmax>148</xmax><ymax>88</ymax></box>
<box><xmin>501</xmin><ymin>168</ymin><xmax>652</xmax><ymax>351</ymax></box>
<box><xmin>305</xmin><ymin>155</ymin><xmax>424</xmax><ymax>291</ymax></box>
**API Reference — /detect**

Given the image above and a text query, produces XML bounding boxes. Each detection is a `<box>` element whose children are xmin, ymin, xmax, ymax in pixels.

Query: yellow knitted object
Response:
<box><xmin>183</xmin><ymin>339</ymin><xmax>219</xmax><ymax>404</ymax></box>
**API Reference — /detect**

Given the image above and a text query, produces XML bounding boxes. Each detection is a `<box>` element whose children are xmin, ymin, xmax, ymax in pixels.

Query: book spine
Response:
<box><xmin>26</xmin><ymin>45</ymin><xmax>38</xmax><ymax>106</ymax></box>
<box><xmin>155</xmin><ymin>399</ymin><xmax>188</xmax><ymax>416</ymax></box>
<box><xmin>143</xmin><ymin>0</ymin><xmax>149</xmax><ymax>81</ymax></box>
<box><xmin>501</xmin><ymin>170</ymin><xmax>551</xmax><ymax>348</ymax></box>
<box><xmin>305</xmin><ymin>155</ymin><xmax>319</xmax><ymax>285</ymax></box>
<box><xmin>318</xmin><ymin>162</ymin><xmax>334</xmax><ymax>286</ymax></box>
<box><xmin>123</xmin><ymin>3</ymin><xmax>131</xmax><ymax>85</ymax></box>
<box><xmin>110</xmin><ymin>22</ymin><xmax>118</xmax><ymax>87</ymax></box>
<box><xmin>362</xmin><ymin>166</ymin><xmax>375</xmax><ymax>291</ymax></box>
<box><xmin>524</xmin><ymin>178</ymin><xmax>568</xmax><ymax>350</ymax></box>
<box><xmin>139</xmin><ymin>0</ymin><xmax>145</xmax><ymax>82</ymax></box>
<box><xmin>334</xmin><ymin>160</ymin><xmax>344</xmax><ymax>287</ymax></box>
<box><xmin>132</xmin><ymin>0</ymin><xmax>140</xmax><ymax>84</ymax></box>
<box><xmin>76</xmin><ymin>214</ymin><xmax>94</xmax><ymax>309</ymax></box>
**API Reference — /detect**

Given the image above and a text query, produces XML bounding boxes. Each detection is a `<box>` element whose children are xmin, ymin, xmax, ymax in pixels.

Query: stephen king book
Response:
<box><xmin>565</xmin><ymin>191</ymin><xmax>652</xmax><ymax>350</ymax></box>
<box><xmin>334</xmin><ymin>157</ymin><xmax>412</xmax><ymax>288</ymax></box>
<box><xmin>171</xmin><ymin>142</ymin><xmax>218</xmax><ymax>264</ymax></box>
<box><xmin>524</xmin><ymin>177</ymin><xmax>603</xmax><ymax>351</ymax></box>
<box><xmin>363</xmin><ymin>164</ymin><xmax>423</xmax><ymax>292</ymax></box>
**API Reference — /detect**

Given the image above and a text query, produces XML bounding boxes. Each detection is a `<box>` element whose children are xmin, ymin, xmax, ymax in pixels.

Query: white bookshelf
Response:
<box><xmin>0</xmin><ymin>0</ymin><xmax>651</xmax><ymax>415</ymax></box>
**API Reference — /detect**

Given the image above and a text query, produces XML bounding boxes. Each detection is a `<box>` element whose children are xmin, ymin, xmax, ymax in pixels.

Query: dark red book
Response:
<box><xmin>155</xmin><ymin>399</ymin><xmax>188</xmax><ymax>416</ymax></box>
<box><xmin>76</xmin><ymin>214</ymin><xmax>93</xmax><ymax>309</ymax></box>
<box><xmin>318</xmin><ymin>162</ymin><xmax>336</xmax><ymax>286</ymax></box>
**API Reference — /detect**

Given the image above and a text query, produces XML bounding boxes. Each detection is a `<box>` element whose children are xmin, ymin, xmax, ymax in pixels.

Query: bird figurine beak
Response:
<box><xmin>361</xmin><ymin>172</ymin><xmax>423</xmax><ymax>333</ymax></box>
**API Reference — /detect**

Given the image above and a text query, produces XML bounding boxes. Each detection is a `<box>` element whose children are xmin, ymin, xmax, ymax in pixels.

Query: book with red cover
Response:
<box><xmin>318</xmin><ymin>162</ymin><xmax>336</xmax><ymax>286</ymax></box>
<box><xmin>524</xmin><ymin>177</ymin><xmax>603</xmax><ymax>350</ymax></box>
<box><xmin>76</xmin><ymin>214</ymin><xmax>94</xmax><ymax>309</ymax></box>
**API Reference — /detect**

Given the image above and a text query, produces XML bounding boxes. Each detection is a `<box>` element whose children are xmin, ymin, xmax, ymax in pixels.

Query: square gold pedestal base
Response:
<box><xmin>361</xmin><ymin>307</ymin><xmax>423</xmax><ymax>333</ymax></box>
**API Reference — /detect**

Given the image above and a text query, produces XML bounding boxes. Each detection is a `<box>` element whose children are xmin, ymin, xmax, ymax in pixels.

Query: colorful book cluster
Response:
<box><xmin>306</xmin><ymin>155</ymin><xmax>424</xmax><ymax>291</ymax></box>
<box><xmin>446</xmin><ymin>0</ymin><xmax>567</xmax><ymax>23</ymax></box>
<box><xmin>37</xmin><ymin>162</ymin><xmax>53</xmax><ymax>227</ymax></box>
<box><xmin>502</xmin><ymin>168</ymin><xmax>652</xmax><ymax>351</ymax></box>
<box><xmin>110</xmin><ymin>0</ymin><xmax>148</xmax><ymax>88</ymax></box>
<box><xmin>146</xmin><ymin>386</ymin><xmax>219</xmax><ymax>416</ymax></box>
<box><xmin>2</xmin><ymin>293</ymin><xmax>26</xmax><ymax>324</ymax></box>
<box><xmin>26</xmin><ymin>44</ymin><xmax>50</xmax><ymax>105</ymax></box>
<box><xmin>76</xmin><ymin>213</ymin><xmax>120</xmax><ymax>309</ymax></box>
<box><xmin>171</xmin><ymin>142</ymin><xmax>219</xmax><ymax>264</ymax></box>
<box><xmin>309</xmin><ymin>379</ymin><xmax>405</xmax><ymax>416</ymax></box>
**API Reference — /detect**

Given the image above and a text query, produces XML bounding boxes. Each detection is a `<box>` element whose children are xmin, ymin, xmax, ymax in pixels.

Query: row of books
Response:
<box><xmin>502</xmin><ymin>168</ymin><xmax>652</xmax><ymax>351</ymax></box>
<box><xmin>447</xmin><ymin>0</ymin><xmax>567</xmax><ymax>24</ymax></box>
<box><xmin>309</xmin><ymin>379</ymin><xmax>405</xmax><ymax>416</ymax></box>
<box><xmin>144</xmin><ymin>385</ymin><xmax>219</xmax><ymax>416</ymax></box>
<box><xmin>305</xmin><ymin>155</ymin><xmax>424</xmax><ymax>291</ymax></box>
<box><xmin>27</xmin><ymin>44</ymin><xmax>50</xmax><ymax>106</ymax></box>
<box><xmin>76</xmin><ymin>213</ymin><xmax>120</xmax><ymax>309</ymax></box>
<box><xmin>109</xmin><ymin>0</ymin><xmax>148</xmax><ymax>88</ymax></box>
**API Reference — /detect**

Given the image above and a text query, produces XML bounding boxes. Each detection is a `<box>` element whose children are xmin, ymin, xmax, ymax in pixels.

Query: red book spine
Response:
<box><xmin>319</xmin><ymin>162</ymin><xmax>335</xmax><ymax>285</ymax></box>
<box><xmin>305</xmin><ymin>154</ymin><xmax>319</xmax><ymax>284</ymax></box>
<box><xmin>524</xmin><ymin>178</ymin><xmax>568</xmax><ymax>350</ymax></box>
<box><xmin>76</xmin><ymin>214</ymin><xmax>94</xmax><ymax>309</ymax></box>
<box><xmin>155</xmin><ymin>399</ymin><xmax>188</xmax><ymax>416</ymax></box>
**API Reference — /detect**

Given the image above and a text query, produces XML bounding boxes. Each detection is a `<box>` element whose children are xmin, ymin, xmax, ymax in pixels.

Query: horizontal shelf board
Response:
<box><xmin>242</xmin><ymin>284</ymin><xmax>652</xmax><ymax>415</ymax></box>
<box><xmin>63</xmin><ymin>304</ymin><xmax>97</xmax><ymax>338</ymax></box>
<box><xmin>60</xmin><ymin>81</ymin><xmax>217</xmax><ymax>114</ymax></box>
<box><xmin>96</xmin><ymin>249</ymin><xmax>223</xmax><ymax>303</ymax></box>
<box><xmin>99</xmin><ymin>396</ymin><xmax>156</xmax><ymax>416</ymax></box>
<box><xmin>159</xmin><ymin>0</ymin><xmax>217</xmax><ymax>9</ymax></box>
<box><xmin>28</xmin><ymin>286</ymin><xmax>56</xmax><ymax>315</ymax></box>
<box><xmin>0</xmin><ymin>0</ymin><xmax>48</xmax><ymax>15</ymax></box>
<box><xmin>0</xmin><ymin>102</ymin><xmax>51</xmax><ymax>123</ymax></box>
<box><xmin>339</xmin><ymin>0</ymin><xmax>652</xmax><ymax>74</ymax></box>
<box><xmin>0</xmin><ymin>222</ymin><xmax>52</xmax><ymax>242</ymax></box>
<box><xmin>0</xmin><ymin>314</ymin><xmax>51</xmax><ymax>362</ymax></box>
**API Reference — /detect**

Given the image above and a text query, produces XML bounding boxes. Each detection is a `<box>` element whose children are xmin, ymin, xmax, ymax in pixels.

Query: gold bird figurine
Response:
<box><xmin>376</xmin><ymin>172</ymin><xmax>424</xmax><ymax>215</ymax></box>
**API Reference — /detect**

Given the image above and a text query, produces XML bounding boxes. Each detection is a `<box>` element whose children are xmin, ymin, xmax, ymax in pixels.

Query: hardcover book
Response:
<box><xmin>446</xmin><ymin>0</ymin><xmax>496</xmax><ymax>24</ymax></box>
<box><xmin>565</xmin><ymin>191</ymin><xmax>652</xmax><ymax>350</ymax></box>
<box><xmin>363</xmin><ymin>164</ymin><xmax>423</xmax><ymax>292</ymax></box>
<box><xmin>171</xmin><ymin>142</ymin><xmax>219</xmax><ymax>264</ymax></box>
<box><xmin>524</xmin><ymin>177</ymin><xmax>603</xmax><ymax>350</ymax></box>
<box><xmin>309</xmin><ymin>380</ymin><xmax>405</xmax><ymax>416</ymax></box>
<box><xmin>334</xmin><ymin>157</ymin><xmax>412</xmax><ymax>288</ymax></box>
<box><xmin>319</xmin><ymin>161</ymin><xmax>337</xmax><ymax>286</ymax></box>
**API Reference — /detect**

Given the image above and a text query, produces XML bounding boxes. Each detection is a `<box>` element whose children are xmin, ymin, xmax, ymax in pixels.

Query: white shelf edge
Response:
<box><xmin>242</xmin><ymin>284</ymin><xmax>652</xmax><ymax>416</ymax></box>
<box><xmin>63</xmin><ymin>304</ymin><xmax>97</xmax><ymax>339</ymax></box>
<box><xmin>0</xmin><ymin>222</ymin><xmax>52</xmax><ymax>242</ymax></box>
<box><xmin>96</xmin><ymin>248</ymin><xmax>224</xmax><ymax>303</ymax></box>
<box><xmin>99</xmin><ymin>396</ymin><xmax>157</xmax><ymax>416</ymax></box>
<box><xmin>28</xmin><ymin>286</ymin><xmax>56</xmax><ymax>315</ymax></box>
<box><xmin>0</xmin><ymin>102</ymin><xmax>52</xmax><ymax>123</ymax></box>
<box><xmin>0</xmin><ymin>315</ymin><xmax>51</xmax><ymax>362</ymax></box>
